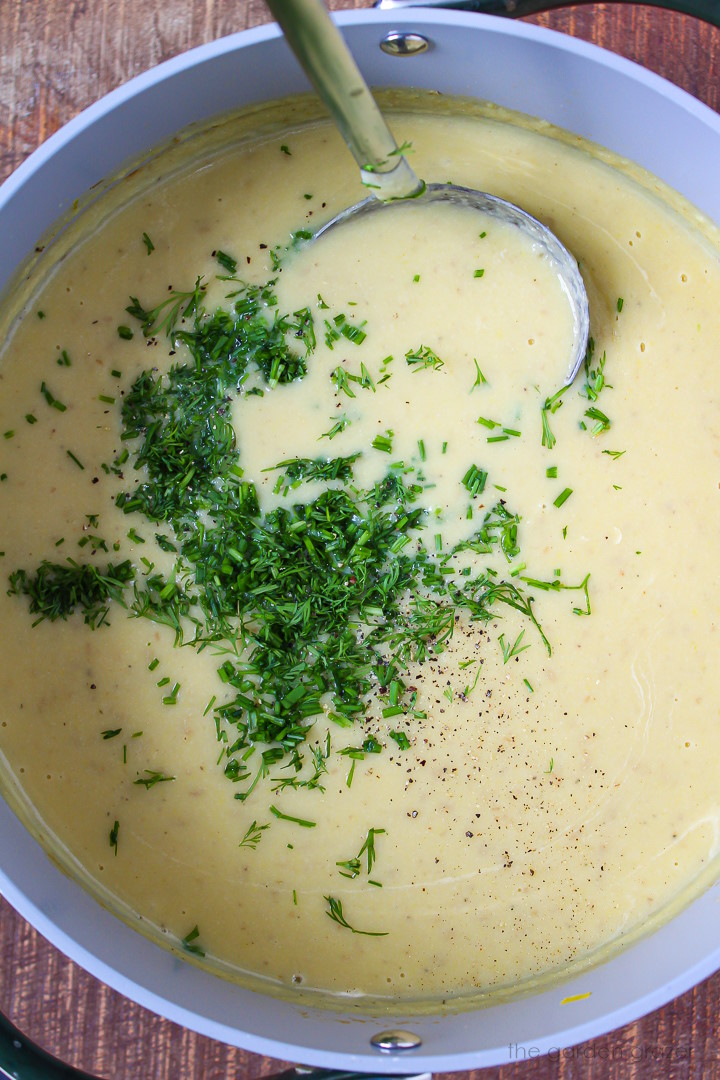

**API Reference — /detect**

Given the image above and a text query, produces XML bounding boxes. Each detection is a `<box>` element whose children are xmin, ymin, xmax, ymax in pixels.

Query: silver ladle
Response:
<box><xmin>266</xmin><ymin>0</ymin><xmax>590</xmax><ymax>387</ymax></box>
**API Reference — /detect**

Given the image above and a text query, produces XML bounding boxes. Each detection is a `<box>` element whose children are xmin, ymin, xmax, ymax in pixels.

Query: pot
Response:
<box><xmin>1</xmin><ymin>4</ymin><xmax>720</xmax><ymax>1075</ymax></box>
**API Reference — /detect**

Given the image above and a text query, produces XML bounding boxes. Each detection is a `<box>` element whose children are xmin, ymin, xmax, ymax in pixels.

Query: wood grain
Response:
<box><xmin>1</xmin><ymin>2</ymin><xmax>720</xmax><ymax>1077</ymax></box>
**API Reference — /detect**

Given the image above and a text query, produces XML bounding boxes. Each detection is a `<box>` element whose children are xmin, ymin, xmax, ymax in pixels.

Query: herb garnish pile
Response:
<box><xmin>8</xmin><ymin>256</ymin><xmax>596</xmax><ymax>806</ymax></box>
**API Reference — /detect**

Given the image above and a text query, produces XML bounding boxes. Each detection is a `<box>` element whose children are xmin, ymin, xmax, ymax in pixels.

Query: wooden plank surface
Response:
<box><xmin>1</xmin><ymin>1</ymin><xmax>720</xmax><ymax>1077</ymax></box>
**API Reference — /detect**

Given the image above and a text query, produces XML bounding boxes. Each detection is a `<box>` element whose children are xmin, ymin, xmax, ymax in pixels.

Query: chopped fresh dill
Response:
<box><xmin>541</xmin><ymin>386</ymin><xmax>567</xmax><ymax>450</ymax></box>
<box><xmin>239</xmin><ymin>819</ymin><xmax>270</xmax><ymax>849</ymax></box>
<box><xmin>269</xmin><ymin>804</ymin><xmax>316</xmax><ymax>828</ymax></box>
<box><xmin>337</xmin><ymin>827</ymin><xmax>385</xmax><ymax>879</ymax></box>
<box><xmin>133</xmin><ymin>769</ymin><xmax>175</xmax><ymax>789</ymax></box>
<box><xmin>405</xmin><ymin>345</ymin><xmax>444</xmax><ymax>372</ymax></box>
<box><xmin>324</xmin><ymin>895</ymin><xmax>388</xmax><ymax>937</ymax></box>
<box><xmin>471</xmin><ymin>359</ymin><xmax>487</xmax><ymax>390</ymax></box>
<box><xmin>499</xmin><ymin>629</ymin><xmax>531</xmax><ymax>663</ymax></box>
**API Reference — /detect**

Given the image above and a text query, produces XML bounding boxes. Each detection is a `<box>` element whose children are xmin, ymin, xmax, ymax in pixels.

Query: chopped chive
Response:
<box><xmin>162</xmin><ymin>682</ymin><xmax>180</xmax><ymax>705</ymax></box>
<box><xmin>372</xmin><ymin>432</ymin><xmax>393</xmax><ymax>453</ymax></box>
<box><xmin>215</xmin><ymin>250</ymin><xmax>237</xmax><ymax>275</ymax></box>
<box><xmin>181</xmin><ymin>925</ymin><xmax>204</xmax><ymax>956</ymax></box>
<box><xmin>66</xmin><ymin>450</ymin><xmax>84</xmax><ymax>469</ymax></box>
<box><xmin>554</xmin><ymin>487</ymin><xmax>573</xmax><ymax>508</ymax></box>
<box><xmin>41</xmin><ymin>382</ymin><xmax>66</xmax><ymax>412</ymax></box>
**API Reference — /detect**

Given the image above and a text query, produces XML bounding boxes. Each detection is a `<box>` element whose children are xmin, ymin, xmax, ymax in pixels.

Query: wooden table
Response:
<box><xmin>1</xmin><ymin>2</ymin><xmax>719</xmax><ymax>1077</ymax></box>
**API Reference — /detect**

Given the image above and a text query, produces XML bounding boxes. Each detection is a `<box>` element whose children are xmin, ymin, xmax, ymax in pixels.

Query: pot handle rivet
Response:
<box><xmin>370</xmin><ymin>1028</ymin><xmax>423</xmax><ymax>1051</ymax></box>
<box><xmin>379</xmin><ymin>32</ymin><xmax>430</xmax><ymax>56</ymax></box>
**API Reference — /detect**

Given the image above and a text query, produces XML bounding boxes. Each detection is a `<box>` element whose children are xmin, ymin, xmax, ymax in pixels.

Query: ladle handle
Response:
<box><xmin>265</xmin><ymin>0</ymin><xmax>424</xmax><ymax>199</ymax></box>
<box><xmin>373</xmin><ymin>0</ymin><xmax>720</xmax><ymax>30</ymax></box>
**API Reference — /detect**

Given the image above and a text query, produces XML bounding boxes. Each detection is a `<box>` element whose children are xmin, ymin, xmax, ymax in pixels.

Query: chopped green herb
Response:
<box><xmin>405</xmin><ymin>345</ymin><xmax>444</xmax><ymax>373</ymax></box>
<box><xmin>540</xmin><ymin>386</ymin><xmax>567</xmax><ymax>450</ymax></box>
<box><xmin>239</xmin><ymin>819</ymin><xmax>270</xmax><ymax>849</ymax></box>
<box><xmin>462</xmin><ymin>464</ymin><xmax>488</xmax><ymax>497</ymax></box>
<box><xmin>181</xmin><ymin>925</ymin><xmax>205</xmax><ymax>956</ymax></box>
<box><xmin>499</xmin><ymin>629</ymin><xmax>531</xmax><ymax>663</ymax></box>
<box><xmin>133</xmin><ymin>769</ymin><xmax>175</xmax><ymax>789</ymax></box>
<box><xmin>215</xmin><ymin>250</ymin><xmax>238</xmax><ymax>275</ymax></box>
<box><xmin>269</xmin><ymin>804</ymin><xmax>316</xmax><ymax>828</ymax></box>
<box><xmin>372</xmin><ymin>431</ymin><xmax>393</xmax><ymax>453</ymax></box>
<box><xmin>40</xmin><ymin>382</ymin><xmax>66</xmax><ymax>412</ymax></box>
<box><xmin>471</xmin><ymin>359</ymin><xmax>487</xmax><ymax>390</ymax></box>
<box><xmin>324</xmin><ymin>895</ymin><xmax>388</xmax><ymax>937</ymax></box>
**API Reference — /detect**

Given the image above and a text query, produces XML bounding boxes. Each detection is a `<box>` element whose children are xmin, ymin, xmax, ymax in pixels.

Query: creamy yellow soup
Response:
<box><xmin>1</xmin><ymin>94</ymin><xmax>720</xmax><ymax>1012</ymax></box>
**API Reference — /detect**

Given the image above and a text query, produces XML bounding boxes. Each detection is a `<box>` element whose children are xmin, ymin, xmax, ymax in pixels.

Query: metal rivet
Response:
<box><xmin>379</xmin><ymin>32</ymin><xmax>430</xmax><ymax>57</ymax></box>
<box><xmin>370</xmin><ymin>1028</ymin><xmax>423</xmax><ymax>1051</ymax></box>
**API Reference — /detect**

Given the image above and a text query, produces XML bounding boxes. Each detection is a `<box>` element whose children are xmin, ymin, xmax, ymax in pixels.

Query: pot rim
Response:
<box><xmin>1</xmin><ymin>9</ymin><xmax>720</xmax><ymax>1071</ymax></box>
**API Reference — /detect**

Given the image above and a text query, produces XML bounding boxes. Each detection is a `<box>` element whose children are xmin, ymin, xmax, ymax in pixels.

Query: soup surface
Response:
<box><xmin>1</xmin><ymin>95</ymin><xmax>720</xmax><ymax>1010</ymax></box>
